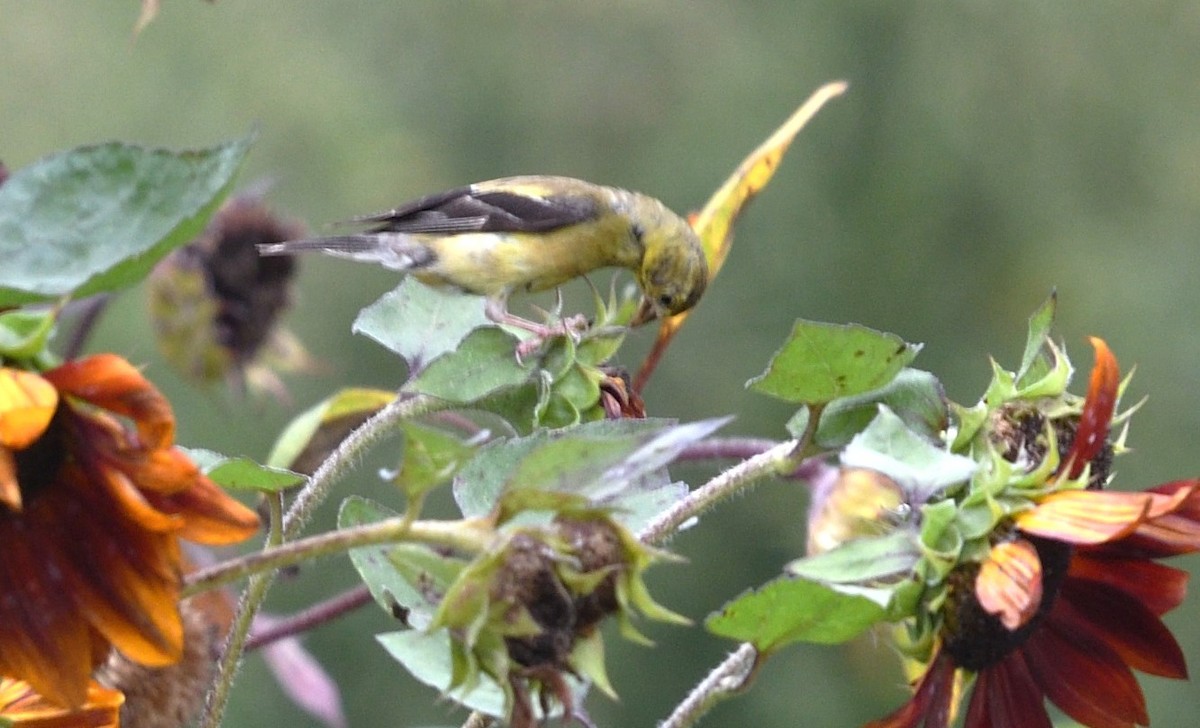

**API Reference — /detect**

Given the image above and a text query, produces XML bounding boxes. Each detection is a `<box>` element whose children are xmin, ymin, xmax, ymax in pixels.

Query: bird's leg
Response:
<box><xmin>485</xmin><ymin>293</ymin><xmax>588</xmax><ymax>361</ymax></box>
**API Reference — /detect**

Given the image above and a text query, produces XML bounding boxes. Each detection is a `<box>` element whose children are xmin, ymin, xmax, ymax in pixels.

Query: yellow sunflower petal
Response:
<box><xmin>1016</xmin><ymin>490</ymin><xmax>1151</xmax><ymax>544</ymax></box>
<box><xmin>0</xmin><ymin>677</ymin><xmax>123</xmax><ymax>727</ymax></box>
<box><xmin>0</xmin><ymin>368</ymin><xmax>58</xmax><ymax>450</ymax></box>
<box><xmin>975</xmin><ymin>539</ymin><xmax>1043</xmax><ymax>630</ymax></box>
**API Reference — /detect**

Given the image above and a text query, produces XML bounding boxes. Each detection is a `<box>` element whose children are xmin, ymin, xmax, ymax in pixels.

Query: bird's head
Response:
<box><xmin>632</xmin><ymin>214</ymin><xmax>708</xmax><ymax>326</ymax></box>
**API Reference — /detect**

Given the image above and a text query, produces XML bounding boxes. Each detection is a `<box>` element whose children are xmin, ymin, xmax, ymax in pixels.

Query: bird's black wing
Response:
<box><xmin>351</xmin><ymin>184</ymin><xmax>599</xmax><ymax>235</ymax></box>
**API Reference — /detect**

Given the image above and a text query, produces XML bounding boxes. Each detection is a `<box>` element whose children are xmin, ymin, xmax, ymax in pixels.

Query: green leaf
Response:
<box><xmin>1016</xmin><ymin>292</ymin><xmax>1057</xmax><ymax>385</ymax></box>
<box><xmin>748</xmin><ymin>320</ymin><xmax>921</xmax><ymax>404</ymax></box>
<box><xmin>788</xmin><ymin>368</ymin><xmax>947</xmax><ymax>449</ymax></box>
<box><xmin>841</xmin><ymin>406</ymin><xmax>976</xmax><ymax>503</ymax></box>
<box><xmin>0</xmin><ymin>308</ymin><xmax>57</xmax><ymax>360</ymax></box>
<box><xmin>265</xmin><ymin>387</ymin><xmax>395</xmax><ymax>471</ymax></box>
<box><xmin>376</xmin><ymin>629</ymin><xmax>509</xmax><ymax>717</ymax></box>
<box><xmin>395</xmin><ymin>421</ymin><xmax>477</xmax><ymax>501</ymax></box>
<box><xmin>353</xmin><ymin>280</ymin><xmax>491</xmax><ymax>370</ymax></box>
<box><xmin>786</xmin><ymin>530</ymin><xmax>921</xmax><ymax>585</ymax></box>
<box><xmin>452</xmin><ymin>418</ymin><xmax>726</xmax><ymax>521</ymax></box>
<box><xmin>340</xmin><ymin>496</ymin><xmax>464</xmax><ymax>629</ymax></box>
<box><xmin>706</xmin><ymin>576</ymin><xmax>887</xmax><ymax>652</ymax></box>
<box><xmin>183</xmin><ymin>448</ymin><xmax>304</xmax><ymax>492</ymax></box>
<box><xmin>0</xmin><ymin>135</ymin><xmax>254</xmax><ymax>304</ymax></box>
<box><xmin>404</xmin><ymin>327</ymin><xmax>533</xmax><ymax>404</ymax></box>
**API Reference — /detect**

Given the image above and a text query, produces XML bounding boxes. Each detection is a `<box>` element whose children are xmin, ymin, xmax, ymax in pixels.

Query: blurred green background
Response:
<box><xmin>4</xmin><ymin>2</ymin><xmax>1199</xmax><ymax>726</ymax></box>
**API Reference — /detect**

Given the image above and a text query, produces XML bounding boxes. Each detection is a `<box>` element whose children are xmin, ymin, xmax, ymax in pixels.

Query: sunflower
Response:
<box><xmin>868</xmin><ymin>340</ymin><xmax>1200</xmax><ymax>728</ymax></box>
<box><xmin>0</xmin><ymin>354</ymin><xmax>259</xmax><ymax>708</ymax></box>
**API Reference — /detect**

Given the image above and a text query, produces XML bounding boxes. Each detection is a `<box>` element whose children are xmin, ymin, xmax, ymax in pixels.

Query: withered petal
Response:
<box><xmin>1017</xmin><ymin>491</ymin><xmax>1150</xmax><ymax>545</ymax></box>
<box><xmin>1059</xmin><ymin>338</ymin><xmax>1118</xmax><ymax>480</ymax></box>
<box><xmin>1023</xmin><ymin>617</ymin><xmax>1147</xmax><ymax>728</ymax></box>
<box><xmin>975</xmin><ymin>539</ymin><xmax>1043</xmax><ymax>631</ymax></box>
<box><xmin>0</xmin><ymin>369</ymin><xmax>58</xmax><ymax>450</ymax></box>
<box><xmin>965</xmin><ymin>650</ymin><xmax>1052</xmax><ymax>728</ymax></box>
<box><xmin>1057</xmin><ymin>578</ymin><xmax>1188</xmax><ymax>679</ymax></box>
<box><xmin>44</xmin><ymin>355</ymin><xmax>175</xmax><ymax>449</ymax></box>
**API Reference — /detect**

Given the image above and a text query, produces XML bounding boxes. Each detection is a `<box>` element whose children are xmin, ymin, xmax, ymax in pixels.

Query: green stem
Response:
<box><xmin>637</xmin><ymin>438</ymin><xmax>802</xmax><ymax>545</ymax></box>
<box><xmin>283</xmin><ymin>392</ymin><xmax>448</xmax><ymax>539</ymax></box>
<box><xmin>198</xmin><ymin>390</ymin><xmax>446</xmax><ymax>727</ymax></box>
<box><xmin>199</xmin><ymin>493</ymin><xmax>284</xmax><ymax>728</ymax></box>
<box><xmin>658</xmin><ymin>644</ymin><xmax>758</xmax><ymax>728</ymax></box>
<box><xmin>184</xmin><ymin>516</ymin><xmax>491</xmax><ymax>597</ymax></box>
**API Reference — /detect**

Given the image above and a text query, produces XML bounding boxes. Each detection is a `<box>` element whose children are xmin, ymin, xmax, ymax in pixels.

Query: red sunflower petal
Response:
<box><xmin>1069</xmin><ymin>552</ymin><xmax>1188</xmax><ymax>616</ymax></box>
<box><xmin>1057</xmin><ymin>578</ymin><xmax>1187</xmax><ymax>679</ymax></box>
<box><xmin>975</xmin><ymin>539</ymin><xmax>1043</xmax><ymax>631</ymax></box>
<box><xmin>44</xmin><ymin>355</ymin><xmax>175</xmax><ymax>449</ymax></box>
<box><xmin>864</xmin><ymin>650</ymin><xmax>957</xmax><ymax>728</ymax></box>
<box><xmin>1016</xmin><ymin>490</ymin><xmax>1150</xmax><ymax>544</ymax></box>
<box><xmin>1023</xmin><ymin>617</ymin><xmax>1148</xmax><ymax>728</ymax></box>
<box><xmin>0</xmin><ymin>368</ymin><xmax>58</xmax><ymax>450</ymax></box>
<box><xmin>964</xmin><ymin>651</ymin><xmax>1052</xmax><ymax>728</ymax></box>
<box><xmin>1060</xmin><ymin>338</ymin><xmax>1118</xmax><ymax>480</ymax></box>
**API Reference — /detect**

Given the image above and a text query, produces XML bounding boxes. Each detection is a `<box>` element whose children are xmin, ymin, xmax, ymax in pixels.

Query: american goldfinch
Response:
<box><xmin>258</xmin><ymin>176</ymin><xmax>707</xmax><ymax>331</ymax></box>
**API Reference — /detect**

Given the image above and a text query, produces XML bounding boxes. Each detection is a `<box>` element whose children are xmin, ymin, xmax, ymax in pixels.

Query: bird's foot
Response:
<box><xmin>513</xmin><ymin>314</ymin><xmax>589</xmax><ymax>362</ymax></box>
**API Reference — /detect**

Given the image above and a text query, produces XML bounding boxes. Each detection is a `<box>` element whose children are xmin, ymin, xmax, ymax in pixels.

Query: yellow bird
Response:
<box><xmin>258</xmin><ymin>176</ymin><xmax>707</xmax><ymax>334</ymax></box>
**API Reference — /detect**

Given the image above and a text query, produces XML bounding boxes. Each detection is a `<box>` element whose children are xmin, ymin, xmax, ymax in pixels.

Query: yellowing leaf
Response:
<box><xmin>635</xmin><ymin>81</ymin><xmax>848</xmax><ymax>391</ymax></box>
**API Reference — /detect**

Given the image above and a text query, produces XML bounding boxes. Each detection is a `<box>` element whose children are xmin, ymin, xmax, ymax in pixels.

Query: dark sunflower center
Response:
<box><xmin>941</xmin><ymin>535</ymin><xmax>1073</xmax><ymax>671</ymax></box>
<box><xmin>11</xmin><ymin>405</ymin><xmax>68</xmax><ymax>502</ymax></box>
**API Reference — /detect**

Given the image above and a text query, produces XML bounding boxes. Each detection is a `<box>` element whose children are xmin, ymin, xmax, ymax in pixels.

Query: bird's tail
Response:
<box><xmin>257</xmin><ymin>233</ymin><xmax>435</xmax><ymax>271</ymax></box>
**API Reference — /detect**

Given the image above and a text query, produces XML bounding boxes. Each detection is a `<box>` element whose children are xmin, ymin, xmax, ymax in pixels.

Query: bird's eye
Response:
<box><xmin>631</xmin><ymin>223</ymin><xmax>646</xmax><ymax>241</ymax></box>
<box><xmin>658</xmin><ymin>294</ymin><xmax>674</xmax><ymax>308</ymax></box>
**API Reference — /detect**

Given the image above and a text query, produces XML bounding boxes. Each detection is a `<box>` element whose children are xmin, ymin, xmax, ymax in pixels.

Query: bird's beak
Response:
<box><xmin>630</xmin><ymin>297</ymin><xmax>659</xmax><ymax>327</ymax></box>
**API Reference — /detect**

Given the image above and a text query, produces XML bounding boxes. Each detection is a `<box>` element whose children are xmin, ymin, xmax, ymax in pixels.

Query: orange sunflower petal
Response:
<box><xmin>31</xmin><ymin>471</ymin><xmax>184</xmax><ymax>668</ymax></box>
<box><xmin>143</xmin><ymin>470</ymin><xmax>260</xmax><ymax>545</ymax></box>
<box><xmin>1</xmin><ymin>447</ymin><xmax>20</xmax><ymax>511</ymax></box>
<box><xmin>0</xmin><ymin>368</ymin><xmax>58</xmax><ymax>450</ymax></box>
<box><xmin>975</xmin><ymin>539</ymin><xmax>1043</xmax><ymax>630</ymax></box>
<box><xmin>1060</xmin><ymin>337</ymin><xmax>1118</xmax><ymax>480</ymax></box>
<box><xmin>43</xmin><ymin>355</ymin><xmax>175</xmax><ymax>449</ymax></box>
<box><xmin>0</xmin><ymin>677</ymin><xmax>123</xmax><ymax>727</ymax></box>
<box><xmin>0</xmin><ymin>506</ymin><xmax>96</xmax><ymax>708</ymax></box>
<box><xmin>1016</xmin><ymin>490</ymin><xmax>1151</xmax><ymax>544</ymax></box>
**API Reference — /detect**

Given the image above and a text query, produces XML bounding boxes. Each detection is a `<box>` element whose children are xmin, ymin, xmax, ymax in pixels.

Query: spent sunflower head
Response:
<box><xmin>147</xmin><ymin>192</ymin><xmax>312</xmax><ymax>399</ymax></box>
<box><xmin>0</xmin><ymin>354</ymin><xmax>259</xmax><ymax>708</ymax></box>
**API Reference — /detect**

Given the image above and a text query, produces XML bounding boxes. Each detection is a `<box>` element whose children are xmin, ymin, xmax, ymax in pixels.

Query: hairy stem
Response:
<box><xmin>184</xmin><ymin>516</ymin><xmax>492</xmax><ymax>596</ymax></box>
<box><xmin>658</xmin><ymin>644</ymin><xmax>758</xmax><ymax>728</ymax></box>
